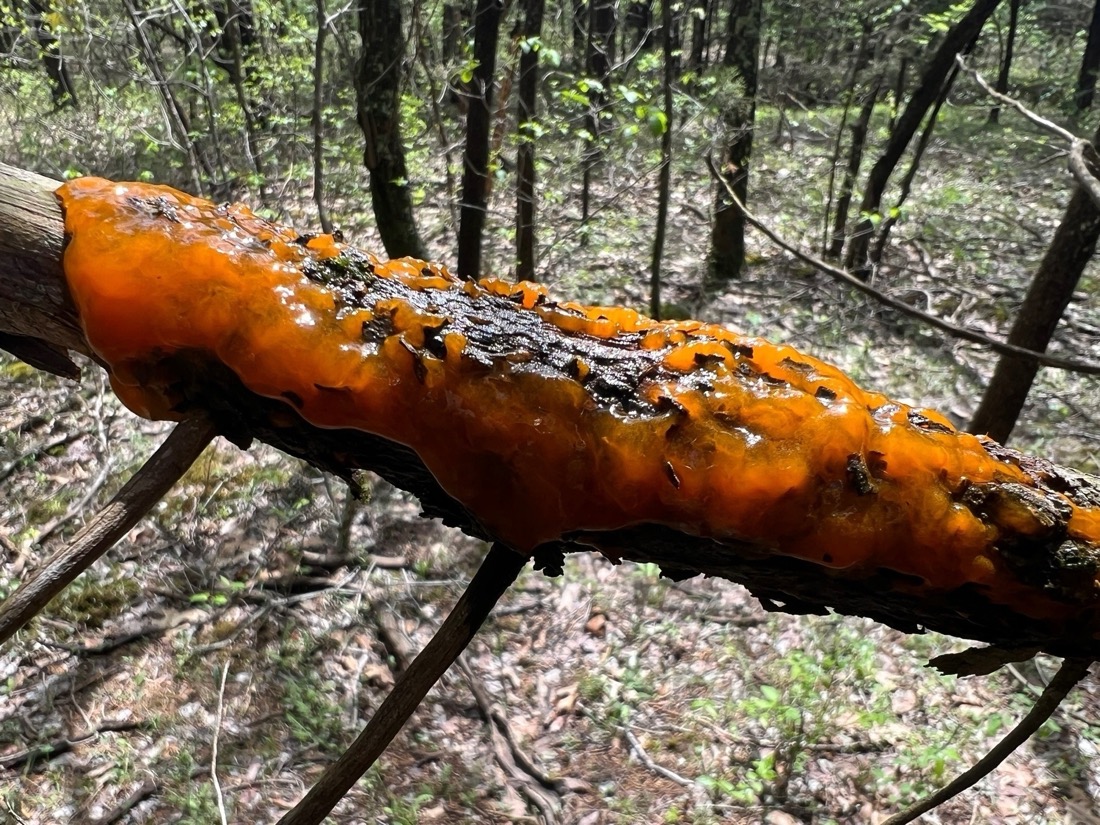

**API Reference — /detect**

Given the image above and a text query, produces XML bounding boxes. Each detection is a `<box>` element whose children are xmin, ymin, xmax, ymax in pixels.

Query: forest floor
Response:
<box><xmin>4</xmin><ymin>96</ymin><xmax>1100</xmax><ymax>824</ymax></box>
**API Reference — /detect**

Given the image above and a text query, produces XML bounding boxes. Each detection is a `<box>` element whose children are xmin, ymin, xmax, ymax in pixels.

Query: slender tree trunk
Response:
<box><xmin>219</xmin><ymin>0</ymin><xmax>268</xmax><ymax>201</ymax></box>
<box><xmin>415</xmin><ymin>19</ymin><xmax>461</xmax><ymax>237</ymax></box>
<box><xmin>888</xmin><ymin>56</ymin><xmax>908</xmax><ymax>134</ymax></box>
<box><xmin>515</xmin><ymin>0</ymin><xmax>544</xmax><ymax>282</ymax></box>
<box><xmin>708</xmin><ymin>0</ymin><xmax>761</xmax><ymax>283</ymax></box>
<box><xmin>688</xmin><ymin>1</ymin><xmax>707</xmax><ymax>73</ymax></box>
<box><xmin>27</xmin><ymin>0</ymin><xmax>77</xmax><ymax>108</ymax></box>
<box><xmin>355</xmin><ymin>0</ymin><xmax>426</xmax><ymax>260</ymax></box>
<box><xmin>650</xmin><ymin>0</ymin><xmax>674</xmax><ymax>320</ymax></box>
<box><xmin>969</xmin><ymin>129</ymin><xmax>1100</xmax><ymax>443</ymax></box>
<box><xmin>456</xmin><ymin>0</ymin><xmax>503</xmax><ymax>279</ymax></box>
<box><xmin>312</xmin><ymin>0</ymin><xmax>332</xmax><ymax>233</ymax></box>
<box><xmin>442</xmin><ymin>3</ymin><xmax>462</xmax><ymax>60</ymax></box>
<box><xmin>1077</xmin><ymin>0</ymin><xmax>1100</xmax><ymax>110</ymax></box>
<box><xmin>124</xmin><ymin>0</ymin><xmax>211</xmax><ymax>193</ymax></box>
<box><xmin>845</xmin><ymin>0</ymin><xmax>1002</xmax><ymax>276</ymax></box>
<box><xmin>989</xmin><ymin>0</ymin><xmax>1020</xmax><ymax>123</ymax></box>
<box><xmin>821</xmin><ymin>24</ymin><xmax>873</xmax><ymax>256</ymax></box>
<box><xmin>167</xmin><ymin>0</ymin><xmax>231</xmax><ymax>195</ymax></box>
<box><xmin>581</xmin><ymin>0</ymin><xmax>616</xmax><ymax>234</ymax></box>
<box><xmin>869</xmin><ymin>61</ymin><xmax>961</xmax><ymax>265</ymax></box>
<box><xmin>572</xmin><ymin>0</ymin><xmax>586</xmax><ymax>67</ymax></box>
<box><xmin>827</xmin><ymin>84</ymin><xmax>879</xmax><ymax>261</ymax></box>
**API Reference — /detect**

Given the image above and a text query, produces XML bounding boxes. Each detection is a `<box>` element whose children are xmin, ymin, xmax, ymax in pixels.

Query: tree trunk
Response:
<box><xmin>442</xmin><ymin>3</ymin><xmax>463</xmax><ymax>61</ymax></box>
<box><xmin>572</xmin><ymin>0</ymin><xmax>586</xmax><ymax>67</ymax></box>
<box><xmin>124</xmin><ymin>0</ymin><xmax>212</xmax><ymax>193</ymax></box>
<box><xmin>845</xmin><ymin>0</ymin><xmax>1001</xmax><ymax>276</ymax></box>
<box><xmin>821</xmin><ymin>23</ymin><xmax>874</xmax><ymax>257</ymax></box>
<box><xmin>27</xmin><ymin>0</ymin><xmax>77</xmax><ymax>108</ymax></box>
<box><xmin>688</xmin><ymin>1</ymin><xmax>707</xmax><ymax>73</ymax></box>
<box><xmin>968</xmin><ymin>126</ymin><xmax>1100</xmax><ymax>443</ymax></box>
<box><xmin>827</xmin><ymin>83</ymin><xmax>878</xmax><ymax>260</ymax></box>
<box><xmin>581</xmin><ymin>0</ymin><xmax>616</xmax><ymax>233</ymax></box>
<box><xmin>844</xmin><ymin>0</ymin><xmax>1003</xmax><ymax>276</ymax></box>
<box><xmin>989</xmin><ymin>0</ymin><xmax>1020</xmax><ymax>123</ymax></box>
<box><xmin>515</xmin><ymin>0</ymin><xmax>544</xmax><ymax>282</ymax></box>
<box><xmin>355</xmin><ymin>0</ymin><xmax>427</xmax><ymax>260</ymax></box>
<box><xmin>1077</xmin><ymin>0</ymin><xmax>1100</xmax><ymax>110</ymax></box>
<box><xmin>708</xmin><ymin>0</ymin><xmax>762</xmax><ymax>283</ymax></box>
<box><xmin>869</xmin><ymin>60</ymin><xmax>961</xmax><ymax>265</ymax></box>
<box><xmin>312</xmin><ymin>0</ymin><xmax>332</xmax><ymax>234</ymax></box>
<box><xmin>650</xmin><ymin>0</ymin><xmax>674</xmax><ymax>319</ymax></box>
<box><xmin>456</xmin><ymin>0</ymin><xmax>503</xmax><ymax>280</ymax></box>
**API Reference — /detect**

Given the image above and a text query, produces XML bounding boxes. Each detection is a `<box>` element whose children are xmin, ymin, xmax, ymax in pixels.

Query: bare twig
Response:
<box><xmin>703</xmin><ymin>156</ymin><xmax>1100</xmax><ymax>376</ymax></box>
<box><xmin>0</xmin><ymin>718</ymin><xmax>152</xmax><ymax>771</ymax></box>
<box><xmin>620</xmin><ymin>720</ymin><xmax>694</xmax><ymax>788</ymax></box>
<box><xmin>881</xmin><ymin>657</ymin><xmax>1093</xmax><ymax>825</ymax></box>
<box><xmin>278</xmin><ymin>543</ymin><xmax>529</xmax><ymax>825</ymax></box>
<box><xmin>0</xmin><ymin>416</ymin><xmax>218</xmax><ymax>645</ymax></box>
<box><xmin>958</xmin><ymin>55</ymin><xmax>1100</xmax><ymax>211</ymax></box>
<box><xmin>212</xmin><ymin>662</ymin><xmax>231</xmax><ymax>825</ymax></box>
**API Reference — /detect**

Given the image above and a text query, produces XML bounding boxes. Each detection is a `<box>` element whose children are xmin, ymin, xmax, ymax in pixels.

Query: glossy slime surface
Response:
<box><xmin>59</xmin><ymin>177</ymin><xmax>1100</xmax><ymax>623</ymax></box>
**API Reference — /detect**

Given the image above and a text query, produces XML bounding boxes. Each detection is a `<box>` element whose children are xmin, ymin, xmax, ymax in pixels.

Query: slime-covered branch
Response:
<box><xmin>56</xmin><ymin>177</ymin><xmax>1100</xmax><ymax>656</ymax></box>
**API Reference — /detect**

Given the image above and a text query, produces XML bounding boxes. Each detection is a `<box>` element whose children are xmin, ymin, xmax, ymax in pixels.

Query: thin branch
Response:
<box><xmin>278</xmin><ymin>543</ymin><xmax>529</xmax><ymax>825</ymax></box>
<box><xmin>0</xmin><ymin>416</ymin><xmax>218</xmax><ymax>645</ymax></box>
<box><xmin>958</xmin><ymin>55</ymin><xmax>1100</xmax><ymax>211</ymax></box>
<box><xmin>621</xmin><ymin>720</ymin><xmax>694</xmax><ymax>788</ymax></box>
<box><xmin>212</xmin><ymin>662</ymin><xmax>231</xmax><ymax>825</ymax></box>
<box><xmin>881</xmin><ymin>657</ymin><xmax>1093</xmax><ymax>825</ymax></box>
<box><xmin>703</xmin><ymin>156</ymin><xmax>1100</xmax><ymax>376</ymax></box>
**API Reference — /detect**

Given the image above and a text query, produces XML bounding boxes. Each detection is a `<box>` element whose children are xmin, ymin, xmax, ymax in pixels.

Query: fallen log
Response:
<box><xmin>3</xmin><ymin>163</ymin><xmax>1100</xmax><ymax>659</ymax></box>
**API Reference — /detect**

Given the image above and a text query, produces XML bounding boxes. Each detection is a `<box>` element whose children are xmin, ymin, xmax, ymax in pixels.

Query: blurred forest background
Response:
<box><xmin>3</xmin><ymin>0</ymin><xmax>1100</xmax><ymax>822</ymax></box>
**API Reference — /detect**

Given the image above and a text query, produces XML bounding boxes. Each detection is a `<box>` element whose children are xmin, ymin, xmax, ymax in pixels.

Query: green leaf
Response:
<box><xmin>759</xmin><ymin>684</ymin><xmax>780</xmax><ymax>703</ymax></box>
<box><xmin>648</xmin><ymin>110</ymin><xmax>668</xmax><ymax>137</ymax></box>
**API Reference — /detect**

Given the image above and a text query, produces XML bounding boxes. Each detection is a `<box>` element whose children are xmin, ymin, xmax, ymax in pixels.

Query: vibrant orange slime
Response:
<box><xmin>58</xmin><ymin>177</ymin><xmax>1100</xmax><ymax>622</ymax></box>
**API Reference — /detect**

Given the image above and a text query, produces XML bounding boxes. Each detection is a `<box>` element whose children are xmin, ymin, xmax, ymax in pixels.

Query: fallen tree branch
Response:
<box><xmin>277</xmin><ymin>543</ymin><xmax>528</xmax><ymax>825</ymax></box>
<box><xmin>4</xmin><ymin>165</ymin><xmax>1100</xmax><ymax>660</ymax></box>
<box><xmin>458</xmin><ymin>655</ymin><xmax>563</xmax><ymax>822</ymax></box>
<box><xmin>0</xmin><ymin>718</ymin><xmax>153</xmax><ymax>772</ymax></box>
<box><xmin>0</xmin><ymin>416</ymin><xmax>217</xmax><ymax>645</ymax></box>
<box><xmin>881</xmin><ymin>656</ymin><xmax>1093</xmax><ymax>824</ymax></box>
<box><xmin>703</xmin><ymin>155</ymin><xmax>1100</xmax><ymax>376</ymax></box>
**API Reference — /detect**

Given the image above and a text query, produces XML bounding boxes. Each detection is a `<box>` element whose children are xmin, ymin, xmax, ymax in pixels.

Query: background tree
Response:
<box><xmin>457</xmin><ymin>0</ymin><xmax>504</xmax><ymax>279</ymax></box>
<box><xmin>355</xmin><ymin>0</ymin><xmax>426</xmax><ymax>259</ymax></box>
<box><xmin>515</xmin><ymin>0</ymin><xmax>545</xmax><ymax>282</ymax></box>
<box><xmin>708</xmin><ymin>0</ymin><xmax>762</xmax><ymax>283</ymax></box>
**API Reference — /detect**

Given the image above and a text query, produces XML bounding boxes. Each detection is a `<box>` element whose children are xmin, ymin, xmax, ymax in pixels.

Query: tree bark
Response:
<box><xmin>708</xmin><ymin>0</ymin><xmax>762</xmax><ymax>283</ymax></box>
<box><xmin>827</xmin><ymin>83</ymin><xmax>878</xmax><ymax>260</ymax></box>
<box><xmin>846</xmin><ymin>0</ymin><xmax>1002</xmax><ymax>276</ymax></box>
<box><xmin>355</xmin><ymin>0</ymin><xmax>427</xmax><ymax>260</ymax></box>
<box><xmin>456</xmin><ymin>0</ymin><xmax>503</xmax><ymax>280</ymax></box>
